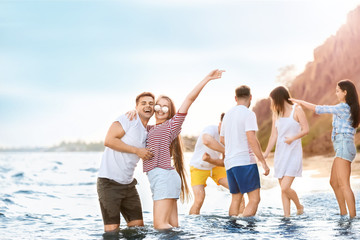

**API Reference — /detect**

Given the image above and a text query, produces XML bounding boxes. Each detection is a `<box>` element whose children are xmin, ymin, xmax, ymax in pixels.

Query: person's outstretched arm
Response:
<box><xmin>284</xmin><ymin>105</ymin><xmax>309</xmax><ymax>144</ymax></box>
<box><xmin>178</xmin><ymin>69</ymin><xmax>225</xmax><ymax>114</ymax></box>
<box><xmin>290</xmin><ymin>98</ymin><xmax>316</xmax><ymax>112</ymax></box>
<box><xmin>263</xmin><ymin>114</ymin><xmax>278</xmax><ymax>158</ymax></box>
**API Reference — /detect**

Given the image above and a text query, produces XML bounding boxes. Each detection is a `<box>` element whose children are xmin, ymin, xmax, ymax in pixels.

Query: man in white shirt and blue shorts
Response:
<box><xmin>220</xmin><ymin>85</ymin><xmax>270</xmax><ymax>217</ymax></box>
<box><xmin>97</xmin><ymin>92</ymin><xmax>155</xmax><ymax>233</ymax></box>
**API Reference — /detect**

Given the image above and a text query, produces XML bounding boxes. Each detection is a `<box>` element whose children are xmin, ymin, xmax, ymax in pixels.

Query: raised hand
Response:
<box><xmin>205</xmin><ymin>69</ymin><xmax>225</xmax><ymax>81</ymax></box>
<box><xmin>289</xmin><ymin>98</ymin><xmax>303</xmax><ymax>105</ymax></box>
<box><xmin>178</xmin><ymin>69</ymin><xmax>225</xmax><ymax>114</ymax></box>
<box><xmin>289</xmin><ymin>98</ymin><xmax>316</xmax><ymax>111</ymax></box>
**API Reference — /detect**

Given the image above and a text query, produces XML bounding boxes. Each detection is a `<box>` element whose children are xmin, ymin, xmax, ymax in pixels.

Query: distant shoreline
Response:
<box><xmin>0</xmin><ymin>136</ymin><xmax>199</xmax><ymax>153</ymax></box>
<box><xmin>1</xmin><ymin>150</ymin><xmax>359</xmax><ymax>179</ymax></box>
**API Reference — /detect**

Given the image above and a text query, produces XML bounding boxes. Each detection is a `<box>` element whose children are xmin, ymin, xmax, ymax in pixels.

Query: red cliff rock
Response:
<box><xmin>254</xmin><ymin>6</ymin><xmax>360</xmax><ymax>156</ymax></box>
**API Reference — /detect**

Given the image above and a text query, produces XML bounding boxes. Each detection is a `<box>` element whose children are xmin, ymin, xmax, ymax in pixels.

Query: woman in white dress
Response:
<box><xmin>264</xmin><ymin>86</ymin><xmax>309</xmax><ymax>217</ymax></box>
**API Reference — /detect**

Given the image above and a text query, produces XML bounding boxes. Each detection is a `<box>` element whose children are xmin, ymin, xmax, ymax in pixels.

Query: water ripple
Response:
<box><xmin>2</xmin><ymin>198</ymin><xmax>14</xmax><ymax>205</ymax></box>
<box><xmin>81</xmin><ymin>168</ymin><xmax>98</xmax><ymax>173</ymax></box>
<box><xmin>11</xmin><ymin>172</ymin><xmax>24</xmax><ymax>178</ymax></box>
<box><xmin>1</xmin><ymin>152</ymin><xmax>360</xmax><ymax>240</ymax></box>
<box><xmin>14</xmin><ymin>190</ymin><xmax>36</xmax><ymax>195</ymax></box>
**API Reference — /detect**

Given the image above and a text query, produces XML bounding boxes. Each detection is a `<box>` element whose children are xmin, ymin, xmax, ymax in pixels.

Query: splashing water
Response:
<box><xmin>0</xmin><ymin>152</ymin><xmax>359</xmax><ymax>239</ymax></box>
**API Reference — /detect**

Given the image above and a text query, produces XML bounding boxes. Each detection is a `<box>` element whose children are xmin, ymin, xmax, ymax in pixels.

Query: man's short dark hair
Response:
<box><xmin>135</xmin><ymin>92</ymin><xmax>155</xmax><ymax>105</ymax></box>
<box><xmin>235</xmin><ymin>85</ymin><xmax>251</xmax><ymax>99</ymax></box>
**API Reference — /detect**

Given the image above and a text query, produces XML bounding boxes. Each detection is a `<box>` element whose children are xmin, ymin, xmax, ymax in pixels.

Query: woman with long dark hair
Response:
<box><xmin>264</xmin><ymin>86</ymin><xmax>309</xmax><ymax>217</ymax></box>
<box><xmin>291</xmin><ymin>79</ymin><xmax>360</xmax><ymax>219</ymax></box>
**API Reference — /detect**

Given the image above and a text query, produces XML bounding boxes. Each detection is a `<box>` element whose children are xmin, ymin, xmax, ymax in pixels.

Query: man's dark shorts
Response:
<box><xmin>97</xmin><ymin>177</ymin><xmax>143</xmax><ymax>225</ymax></box>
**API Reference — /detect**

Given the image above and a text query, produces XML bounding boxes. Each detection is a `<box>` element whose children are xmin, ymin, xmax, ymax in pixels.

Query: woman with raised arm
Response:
<box><xmin>264</xmin><ymin>86</ymin><xmax>309</xmax><ymax>218</ymax></box>
<box><xmin>141</xmin><ymin>70</ymin><xmax>224</xmax><ymax>229</ymax></box>
<box><xmin>290</xmin><ymin>79</ymin><xmax>359</xmax><ymax>219</ymax></box>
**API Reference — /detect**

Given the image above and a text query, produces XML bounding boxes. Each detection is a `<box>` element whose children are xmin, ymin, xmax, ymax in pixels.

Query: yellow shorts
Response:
<box><xmin>190</xmin><ymin>166</ymin><xmax>227</xmax><ymax>187</ymax></box>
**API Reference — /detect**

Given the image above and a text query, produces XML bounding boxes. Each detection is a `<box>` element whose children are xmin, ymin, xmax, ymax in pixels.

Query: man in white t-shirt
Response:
<box><xmin>97</xmin><ymin>92</ymin><xmax>155</xmax><ymax>233</ymax></box>
<box><xmin>220</xmin><ymin>85</ymin><xmax>270</xmax><ymax>217</ymax></box>
<box><xmin>189</xmin><ymin>113</ymin><xmax>245</xmax><ymax>215</ymax></box>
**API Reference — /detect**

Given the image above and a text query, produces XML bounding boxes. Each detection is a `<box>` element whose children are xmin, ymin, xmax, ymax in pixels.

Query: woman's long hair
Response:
<box><xmin>338</xmin><ymin>79</ymin><xmax>360</xmax><ymax>128</ymax></box>
<box><xmin>156</xmin><ymin>96</ymin><xmax>190</xmax><ymax>203</ymax></box>
<box><xmin>269</xmin><ymin>86</ymin><xmax>293</xmax><ymax>116</ymax></box>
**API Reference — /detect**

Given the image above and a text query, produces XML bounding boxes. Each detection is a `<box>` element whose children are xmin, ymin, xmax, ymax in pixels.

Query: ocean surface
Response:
<box><xmin>1</xmin><ymin>152</ymin><xmax>360</xmax><ymax>240</ymax></box>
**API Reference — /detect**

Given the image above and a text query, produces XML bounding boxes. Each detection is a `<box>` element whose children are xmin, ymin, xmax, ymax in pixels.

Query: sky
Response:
<box><xmin>1</xmin><ymin>0</ymin><xmax>360</xmax><ymax>148</ymax></box>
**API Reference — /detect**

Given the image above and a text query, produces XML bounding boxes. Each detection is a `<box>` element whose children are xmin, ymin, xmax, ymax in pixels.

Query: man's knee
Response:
<box><xmin>231</xmin><ymin>193</ymin><xmax>243</xmax><ymax>202</ymax></box>
<box><xmin>218</xmin><ymin>177</ymin><xmax>228</xmax><ymax>188</ymax></box>
<box><xmin>104</xmin><ymin>224</ymin><xmax>120</xmax><ymax>232</ymax></box>
<box><xmin>127</xmin><ymin>219</ymin><xmax>144</xmax><ymax>227</ymax></box>
<box><xmin>247</xmin><ymin>190</ymin><xmax>260</xmax><ymax>204</ymax></box>
<box><xmin>249</xmin><ymin>196</ymin><xmax>260</xmax><ymax>205</ymax></box>
<box><xmin>192</xmin><ymin>186</ymin><xmax>206</xmax><ymax>202</ymax></box>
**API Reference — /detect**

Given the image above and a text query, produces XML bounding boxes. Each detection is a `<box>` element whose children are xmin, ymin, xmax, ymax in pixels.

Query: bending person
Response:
<box><xmin>291</xmin><ymin>79</ymin><xmax>359</xmax><ymax>219</ymax></box>
<box><xmin>264</xmin><ymin>86</ymin><xmax>309</xmax><ymax>218</ymax></box>
<box><xmin>189</xmin><ymin>113</ymin><xmax>245</xmax><ymax>215</ymax></box>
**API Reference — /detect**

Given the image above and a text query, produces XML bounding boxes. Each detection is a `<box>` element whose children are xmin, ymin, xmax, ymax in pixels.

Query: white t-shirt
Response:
<box><xmin>220</xmin><ymin>105</ymin><xmax>258</xmax><ymax>170</ymax></box>
<box><xmin>190</xmin><ymin>125</ymin><xmax>222</xmax><ymax>170</ymax></box>
<box><xmin>98</xmin><ymin>113</ymin><xmax>147</xmax><ymax>184</ymax></box>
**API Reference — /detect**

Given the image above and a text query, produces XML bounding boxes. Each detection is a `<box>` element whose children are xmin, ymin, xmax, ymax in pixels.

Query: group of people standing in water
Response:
<box><xmin>96</xmin><ymin>69</ymin><xmax>359</xmax><ymax>233</ymax></box>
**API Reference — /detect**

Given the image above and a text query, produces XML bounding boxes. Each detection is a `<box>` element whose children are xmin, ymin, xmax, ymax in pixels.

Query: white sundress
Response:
<box><xmin>273</xmin><ymin>104</ymin><xmax>303</xmax><ymax>178</ymax></box>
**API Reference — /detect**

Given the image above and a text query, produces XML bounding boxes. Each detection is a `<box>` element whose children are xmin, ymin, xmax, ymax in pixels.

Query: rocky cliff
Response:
<box><xmin>254</xmin><ymin>6</ymin><xmax>360</xmax><ymax>156</ymax></box>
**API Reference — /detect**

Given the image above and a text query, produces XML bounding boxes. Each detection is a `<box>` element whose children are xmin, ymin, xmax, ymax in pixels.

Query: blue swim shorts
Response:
<box><xmin>226</xmin><ymin>164</ymin><xmax>260</xmax><ymax>194</ymax></box>
<box><xmin>333</xmin><ymin>134</ymin><xmax>356</xmax><ymax>162</ymax></box>
<box><xmin>147</xmin><ymin>167</ymin><xmax>181</xmax><ymax>201</ymax></box>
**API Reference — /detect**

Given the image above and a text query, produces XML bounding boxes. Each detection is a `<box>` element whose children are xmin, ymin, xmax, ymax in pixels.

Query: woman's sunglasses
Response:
<box><xmin>154</xmin><ymin>105</ymin><xmax>169</xmax><ymax>113</ymax></box>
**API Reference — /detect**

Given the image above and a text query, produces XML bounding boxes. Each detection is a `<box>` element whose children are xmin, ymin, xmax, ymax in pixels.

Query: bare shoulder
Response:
<box><xmin>294</xmin><ymin>104</ymin><xmax>305</xmax><ymax>113</ymax></box>
<box><xmin>111</xmin><ymin>121</ymin><xmax>123</xmax><ymax>128</ymax></box>
<box><xmin>293</xmin><ymin>104</ymin><xmax>303</xmax><ymax>121</ymax></box>
<box><xmin>294</xmin><ymin>104</ymin><xmax>309</xmax><ymax>124</ymax></box>
<box><xmin>271</xmin><ymin>112</ymin><xmax>278</xmax><ymax>120</ymax></box>
<box><xmin>109</xmin><ymin>121</ymin><xmax>125</xmax><ymax>133</ymax></box>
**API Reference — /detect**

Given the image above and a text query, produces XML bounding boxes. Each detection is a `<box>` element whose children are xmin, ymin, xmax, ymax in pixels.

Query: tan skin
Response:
<box><xmin>102</xmin><ymin>96</ymin><xmax>155</xmax><ymax>232</ymax></box>
<box><xmin>264</xmin><ymin>100</ymin><xmax>309</xmax><ymax>217</ymax></box>
<box><xmin>290</xmin><ymin>85</ymin><xmax>356</xmax><ymax>218</ymax></box>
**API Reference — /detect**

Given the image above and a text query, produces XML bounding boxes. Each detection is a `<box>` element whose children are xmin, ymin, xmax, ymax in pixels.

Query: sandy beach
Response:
<box><xmin>266</xmin><ymin>153</ymin><xmax>360</xmax><ymax>178</ymax></box>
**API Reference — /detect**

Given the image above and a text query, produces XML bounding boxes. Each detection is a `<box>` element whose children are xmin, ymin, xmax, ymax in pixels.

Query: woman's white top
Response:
<box><xmin>274</xmin><ymin>104</ymin><xmax>303</xmax><ymax>178</ymax></box>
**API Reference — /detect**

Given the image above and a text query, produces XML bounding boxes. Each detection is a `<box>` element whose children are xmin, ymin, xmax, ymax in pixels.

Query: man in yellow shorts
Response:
<box><xmin>189</xmin><ymin>113</ymin><xmax>244</xmax><ymax>215</ymax></box>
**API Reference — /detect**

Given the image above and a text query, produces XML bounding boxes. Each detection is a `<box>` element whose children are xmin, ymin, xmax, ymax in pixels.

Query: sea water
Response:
<box><xmin>0</xmin><ymin>152</ymin><xmax>359</xmax><ymax>240</ymax></box>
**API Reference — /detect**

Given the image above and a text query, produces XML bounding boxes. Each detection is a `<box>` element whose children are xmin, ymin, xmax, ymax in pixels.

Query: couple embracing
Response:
<box><xmin>97</xmin><ymin>70</ymin><xmax>225</xmax><ymax>233</ymax></box>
